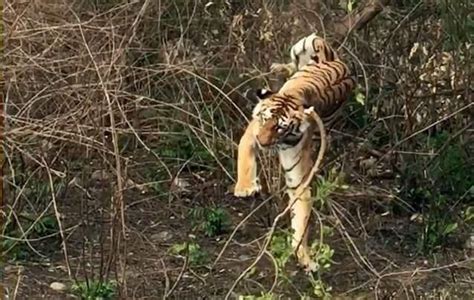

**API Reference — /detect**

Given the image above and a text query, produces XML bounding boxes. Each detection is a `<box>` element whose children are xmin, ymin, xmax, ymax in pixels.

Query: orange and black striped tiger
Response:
<box><xmin>234</xmin><ymin>43</ymin><xmax>355</xmax><ymax>271</ymax></box>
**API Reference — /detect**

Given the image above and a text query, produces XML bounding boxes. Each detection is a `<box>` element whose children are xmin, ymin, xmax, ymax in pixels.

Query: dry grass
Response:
<box><xmin>2</xmin><ymin>0</ymin><xmax>472</xmax><ymax>298</ymax></box>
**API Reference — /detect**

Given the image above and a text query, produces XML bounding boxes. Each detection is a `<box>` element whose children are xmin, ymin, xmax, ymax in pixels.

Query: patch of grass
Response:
<box><xmin>140</xmin><ymin>166</ymin><xmax>167</xmax><ymax>195</ymax></box>
<box><xmin>1</xmin><ymin>213</ymin><xmax>59</xmax><ymax>261</ymax></box>
<box><xmin>169</xmin><ymin>241</ymin><xmax>209</xmax><ymax>266</ymax></box>
<box><xmin>412</xmin><ymin>190</ymin><xmax>460</xmax><ymax>254</ymax></box>
<box><xmin>426</xmin><ymin>131</ymin><xmax>473</xmax><ymax>197</ymax></box>
<box><xmin>153</xmin><ymin>128</ymin><xmax>215</xmax><ymax>168</ymax></box>
<box><xmin>401</xmin><ymin>130</ymin><xmax>472</xmax><ymax>254</ymax></box>
<box><xmin>71</xmin><ymin>279</ymin><xmax>117</xmax><ymax>300</ymax></box>
<box><xmin>313</xmin><ymin>168</ymin><xmax>347</xmax><ymax>208</ymax></box>
<box><xmin>270</xmin><ymin>229</ymin><xmax>293</xmax><ymax>271</ymax></box>
<box><xmin>437</xmin><ymin>1</ymin><xmax>473</xmax><ymax>49</ymax></box>
<box><xmin>464</xmin><ymin>206</ymin><xmax>474</xmax><ymax>224</ymax></box>
<box><xmin>190</xmin><ymin>207</ymin><xmax>231</xmax><ymax>237</ymax></box>
<box><xmin>269</xmin><ymin>226</ymin><xmax>335</xmax><ymax>299</ymax></box>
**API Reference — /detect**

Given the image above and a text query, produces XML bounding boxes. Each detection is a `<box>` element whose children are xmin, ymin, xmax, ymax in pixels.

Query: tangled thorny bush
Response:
<box><xmin>2</xmin><ymin>0</ymin><xmax>472</xmax><ymax>298</ymax></box>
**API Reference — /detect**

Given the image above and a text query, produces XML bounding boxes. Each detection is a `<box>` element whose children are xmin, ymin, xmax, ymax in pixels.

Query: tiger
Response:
<box><xmin>234</xmin><ymin>58</ymin><xmax>355</xmax><ymax>271</ymax></box>
<box><xmin>270</xmin><ymin>33</ymin><xmax>339</xmax><ymax>79</ymax></box>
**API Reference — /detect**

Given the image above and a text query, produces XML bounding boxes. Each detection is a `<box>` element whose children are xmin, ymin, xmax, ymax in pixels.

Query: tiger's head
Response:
<box><xmin>249</xmin><ymin>88</ymin><xmax>314</xmax><ymax>148</ymax></box>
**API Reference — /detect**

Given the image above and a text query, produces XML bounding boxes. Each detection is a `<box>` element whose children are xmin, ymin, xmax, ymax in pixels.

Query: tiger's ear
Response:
<box><xmin>244</xmin><ymin>88</ymin><xmax>274</xmax><ymax>102</ymax></box>
<box><xmin>255</xmin><ymin>88</ymin><xmax>274</xmax><ymax>100</ymax></box>
<box><xmin>303</xmin><ymin>106</ymin><xmax>314</xmax><ymax>115</ymax></box>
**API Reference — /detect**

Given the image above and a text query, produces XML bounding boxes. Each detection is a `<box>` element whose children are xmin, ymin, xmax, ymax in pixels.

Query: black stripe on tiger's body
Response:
<box><xmin>252</xmin><ymin>59</ymin><xmax>356</xmax><ymax>148</ymax></box>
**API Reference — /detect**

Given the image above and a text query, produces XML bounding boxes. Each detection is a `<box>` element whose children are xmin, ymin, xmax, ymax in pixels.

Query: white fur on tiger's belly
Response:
<box><xmin>278</xmin><ymin>141</ymin><xmax>306</xmax><ymax>188</ymax></box>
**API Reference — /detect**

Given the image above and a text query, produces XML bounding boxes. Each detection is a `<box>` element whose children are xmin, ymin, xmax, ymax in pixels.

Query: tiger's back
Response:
<box><xmin>279</xmin><ymin>60</ymin><xmax>356</xmax><ymax>123</ymax></box>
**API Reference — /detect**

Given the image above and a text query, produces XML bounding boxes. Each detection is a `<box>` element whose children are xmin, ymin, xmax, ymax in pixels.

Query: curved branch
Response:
<box><xmin>328</xmin><ymin>0</ymin><xmax>390</xmax><ymax>39</ymax></box>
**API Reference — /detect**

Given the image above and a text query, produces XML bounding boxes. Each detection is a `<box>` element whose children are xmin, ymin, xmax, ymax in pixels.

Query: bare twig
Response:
<box><xmin>43</xmin><ymin>157</ymin><xmax>72</xmax><ymax>278</ymax></box>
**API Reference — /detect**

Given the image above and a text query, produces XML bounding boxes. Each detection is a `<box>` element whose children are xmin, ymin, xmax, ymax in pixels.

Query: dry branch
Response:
<box><xmin>326</xmin><ymin>0</ymin><xmax>390</xmax><ymax>40</ymax></box>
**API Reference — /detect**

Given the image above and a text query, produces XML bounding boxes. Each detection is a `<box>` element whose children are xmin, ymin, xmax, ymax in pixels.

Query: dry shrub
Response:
<box><xmin>2</xmin><ymin>0</ymin><xmax>472</xmax><ymax>297</ymax></box>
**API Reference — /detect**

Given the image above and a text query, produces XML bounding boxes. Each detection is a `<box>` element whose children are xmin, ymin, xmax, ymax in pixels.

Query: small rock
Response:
<box><xmin>171</xmin><ymin>177</ymin><xmax>191</xmax><ymax>193</ymax></box>
<box><xmin>238</xmin><ymin>255</ymin><xmax>251</xmax><ymax>261</ymax></box>
<box><xmin>151</xmin><ymin>231</ymin><xmax>173</xmax><ymax>243</ymax></box>
<box><xmin>50</xmin><ymin>282</ymin><xmax>67</xmax><ymax>291</ymax></box>
<box><xmin>464</xmin><ymin>235</ymin><xmax>474</xmax><ymax>249</ymax></box>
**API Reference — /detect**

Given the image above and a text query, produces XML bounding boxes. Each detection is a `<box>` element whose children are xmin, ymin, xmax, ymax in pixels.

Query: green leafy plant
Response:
<box><xmin>155</xmin><ymin>128</ymin><xmax>214</xmax><ymax>165</ymax></box>
<box><xmin>71</xmin><ymin>280</ymin><xmax>117</xmax><ymax>300</ymax></box>
<box><xmin>313</xmin><ymin>168</ymin><xmax>346</xmax><ymax>208</ymax></box>
<box><xmin>415</xmin><ymin>191</ymin><xmax>459</xmax><ymax>254</ymax></box>
<box><xmin>310</xmin><ymin>172</ymin><xmax>337</xmax><ymax>299</ymax></box>
<box><xmin>426</xmin><ymin>132</ymin><xmax>473</xmax><ymax>197</ymax></box>
<box><xmin>309</xmin><ymin>276</ymin><xmax>333</xmax><ymax>300</ymax></box>
<box><xmin>190</xmin><ymin>207</ymin><xmax>231</xmax><ymax>237</ymax></box>
<box><xmin>1</xmin><ymin>213</ymin><xmax>59</xmax><ymax>261</ymax></box>
<box><xmin>269</xmin><ymin>224</ymin><xmax>335</xmax><ymax>298</ymax></box>
<box><xmin>402</xmin><ymin>131</ymin><xmax>472</xmax><ymax>254</ymax></box>
<box><xmin>310</xmin><ymin>240</ymin><xmax>334</xmax><ymax>271</ymax></box>
<box><xmin>270</xmin><ymin>229</ymin><xmax>293</xmax><ymax>270</ymax></box>
<box><xmin>308</xmin><ymin>229</ymin><xmax>334</xmax><ymax>299</ymax></box>
<box><xmin>464</xmin><ymin>206</ymin><xmax>474</xmax><ymax>224</ymax></box>
<box><xmin>169</xmin><ymin>241</ymin><xmax>209</xmax><ymax>266</ymax></box>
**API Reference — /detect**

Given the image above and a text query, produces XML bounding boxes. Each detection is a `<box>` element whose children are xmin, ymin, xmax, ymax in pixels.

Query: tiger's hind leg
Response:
<box><xmin>234</xmin><ymin>119</ymin><xmax>262</xmax><ymax>197</ymax></box>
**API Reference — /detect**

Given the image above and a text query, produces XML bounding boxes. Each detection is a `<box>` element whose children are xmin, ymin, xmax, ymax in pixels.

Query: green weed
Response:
<box><xmin>464</xmin><ymin>206</ymin><xmax>474</xmax><ymax>224</ymax></box>
<box><xmin>313</xmin><ymin>168</ymin><xmax>346</xmax><ymax>209</ymax></box>
<box><xmin>270</xmin><ymin>229</ymin><xmax>293</xmax><ymax>270</ymax></box>
<box><xmin>190</xmin><ymin>207</ymin><xmax>231</xmax><ymax>237</ymax></box>
<box><xmin>169</xmin><ymin>241</ymin><xmax>209</xmax><ymax>266</ymax></box>
<box><xmin>401</xmin><ymin>130</ymin><xmax>472</xmax><ymax>254</ymax></box>
<box><xmin>1</xmin><ymin>213</ymin><xmax>59</xmax><ymax>261</ymax></box>
<box><xmin>269</xmin><ymin>227</ymin><xmax>335</xmax><ymax>299</ymax></box>
<box><xmin>308</xmin><ymin>276</ymin><xmax>333</xmax><ymax>300</ymax></box>
<box><xmin>415</xmin><ymin>191</ymin><xmax>460</xmax><ymax>254</ymax></box>
<box><xmin>307</xmin><ymin>229</ymin><xmax>334</xmax><ymax>299</ymax></box>
<box><xmin>437</xmin><ymin>1</ymin><xmax>472</xmax><ymax>48</ymax></box>
<box><xmin>153</xmin><ymin>128</ymin><xmax>215</xmax><ymax>168</ymax></box>
<box><xmin>71</xmin><ymin>279</ymin><xmax>117</xmax><ymax>300</ymax></box>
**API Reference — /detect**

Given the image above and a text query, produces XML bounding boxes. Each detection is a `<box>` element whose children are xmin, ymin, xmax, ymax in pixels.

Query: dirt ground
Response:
<box><xmin>3</xmin><ymin>1</ymin><xmax>473</xmax><ymax>298</ymax></box>
<box><xmin>3</xmin><ymin>161</ymin><xmax>473</xmax><ymax>299</ymax></box>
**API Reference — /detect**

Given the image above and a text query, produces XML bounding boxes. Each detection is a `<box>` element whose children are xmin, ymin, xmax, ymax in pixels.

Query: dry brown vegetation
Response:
<box><xmin>2</xmin><ymin>0</ymin><xmax>473</xmax><ymax>299</ymax></box>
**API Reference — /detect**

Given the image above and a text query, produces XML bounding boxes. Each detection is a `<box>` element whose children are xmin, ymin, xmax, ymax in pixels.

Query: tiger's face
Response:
<box><xmin>250</xmin><ymin>89</ymin><xmax>313</xmax><ymax>148</ymax></box>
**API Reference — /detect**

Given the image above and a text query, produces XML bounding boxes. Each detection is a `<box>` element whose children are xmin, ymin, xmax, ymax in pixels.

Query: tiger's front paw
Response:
<box><xmin>234</xmin><ymin>180</ymin><xmax>262</xmax><ymax>197</ymax></box>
